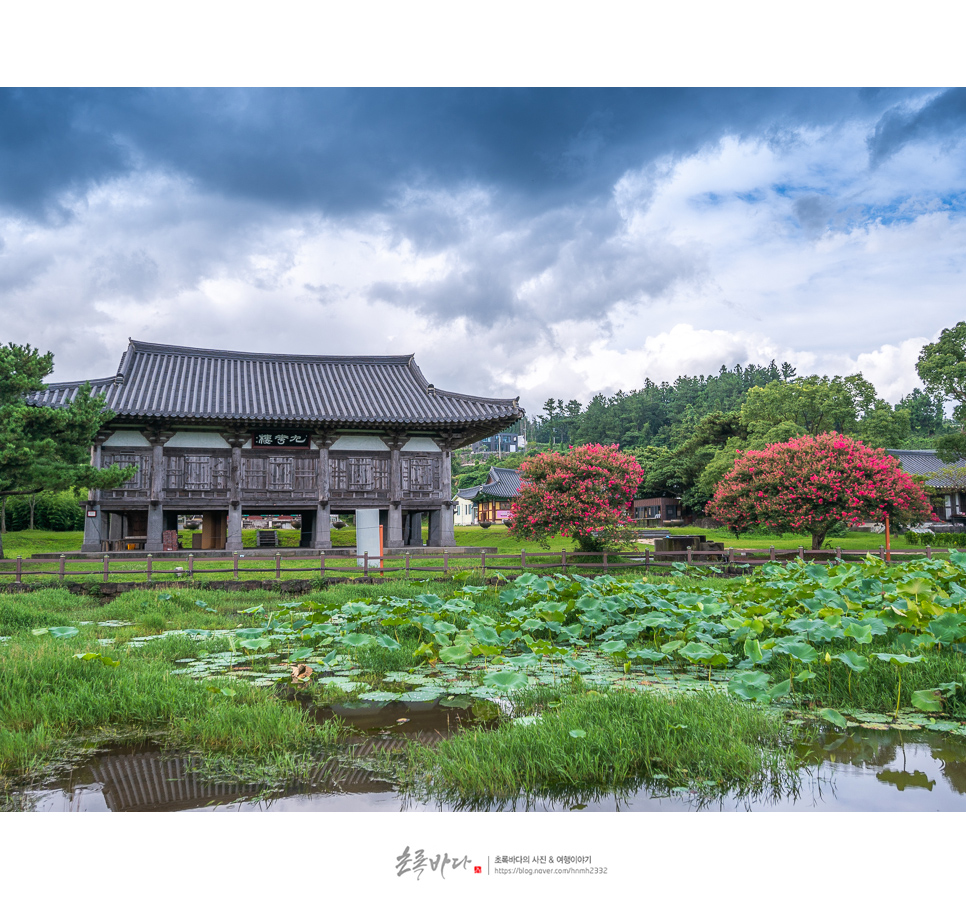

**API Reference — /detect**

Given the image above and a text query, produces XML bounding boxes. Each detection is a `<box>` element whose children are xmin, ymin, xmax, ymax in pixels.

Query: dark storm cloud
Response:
<box><xmin>0</xmin><ymin>89</ymin><xmax>130</xmax><ymax>218</ymax></box>
<box><xmin>367</xmin><ymin>197</ymin><xmax>704</xmax><ymax>330</ymax></box>
<box><xmin>868</xmin><ymin>88</ymin><xmax>966</xmax><ymax>165</ymax></box>
<box><xmin>0</xmin><ymin>87</ymin><xmax>930</xmax><ymax>224</ymax></box>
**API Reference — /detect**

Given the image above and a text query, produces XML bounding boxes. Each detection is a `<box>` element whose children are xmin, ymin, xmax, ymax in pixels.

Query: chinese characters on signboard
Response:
<box><xmin>251</xmin><ymin>431</ymin><xmax>311</xmax><ymax>449</ymax></box>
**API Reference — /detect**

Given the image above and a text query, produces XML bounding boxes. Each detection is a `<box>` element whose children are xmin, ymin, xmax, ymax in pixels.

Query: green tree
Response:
<box><xmin>0</xmin><ymin>343</ymin><xmax>133</xmax><ymax>558</ymax></box>
<box><xmin>740</xmin><ymin>374</ymin><xmax>908</xmax><ymax>448</ymax></box>
<box><xmin>895</xmin><ymin>387</ymin><xmax>947</xmax><ymax>441</ymax></box>
<box><xmin>707</xmin><ymin>433</ymin><xmax>933</xmax><ymax>549</ymax></box>
<box><xmin>541</xmin><ymin>398</ymin><xmax>560</xmax><ymax>447</ymax></box>
<box><xmin>917</xmin><ymin>322</ymin><xmax>966</xmax><ymax>461</ymax></box>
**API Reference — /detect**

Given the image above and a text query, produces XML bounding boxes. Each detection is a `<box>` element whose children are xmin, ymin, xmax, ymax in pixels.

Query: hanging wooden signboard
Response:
<box><xmin>251</xmin><ymin>431</ymin><xmax>311</xmax><ymax>449</ymax></box>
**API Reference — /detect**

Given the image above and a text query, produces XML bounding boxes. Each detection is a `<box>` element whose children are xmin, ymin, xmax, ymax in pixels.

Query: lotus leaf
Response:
<box><xmin>910</xmin><ymin>689</ymin><xmax>944</xmax><ymax>713</ymax></box>
<box><xmin>483</xmin><ymin>671</ymin><xmax>529</xmax><ymax>691</ymax></box>
<box><xmin>819</xmin><ymin>708</ymin><xmax>848</xmax><ymax>729</ymax></box>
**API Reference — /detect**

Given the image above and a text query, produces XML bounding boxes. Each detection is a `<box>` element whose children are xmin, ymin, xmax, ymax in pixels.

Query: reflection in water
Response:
<box><xmin>16</xmin><ymin>710</ymin><xmax>966</xmax><ymax>812</ymax></box>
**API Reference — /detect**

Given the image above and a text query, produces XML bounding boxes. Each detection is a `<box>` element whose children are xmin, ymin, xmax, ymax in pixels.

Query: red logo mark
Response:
<box><xmin>474</xmin><ymin>866</ymin><xmax>482</xmax><ymax>874</ymax></box>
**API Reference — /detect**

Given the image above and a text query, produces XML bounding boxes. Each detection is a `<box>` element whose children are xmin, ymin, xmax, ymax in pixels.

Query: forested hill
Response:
<box><xmin>571</xmin><ymin>362</ymin><xmax>790</xmax><ymax>449</ymax></box>
<box><xmin>477</xmin><ymin>362</ymin><xmax>950</xmax><ymax>515</ymax></box>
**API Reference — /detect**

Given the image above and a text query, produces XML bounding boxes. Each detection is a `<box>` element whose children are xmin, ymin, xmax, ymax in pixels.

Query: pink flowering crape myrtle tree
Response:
<box><xmin>706</xmin><ymin>432</ymin><xmax>933</xmax><ymax>550</ymax></box>
<box><xmin>508</xmin><ymin>444</ymin><xmax>644</xmax><ymax>552</ymax></box>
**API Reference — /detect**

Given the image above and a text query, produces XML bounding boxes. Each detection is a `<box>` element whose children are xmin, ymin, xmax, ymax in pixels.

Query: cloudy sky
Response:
<box><xmin>2</xmin><ymin>87</ymin><xmax>964</xmax><ymax>414</ymax></box>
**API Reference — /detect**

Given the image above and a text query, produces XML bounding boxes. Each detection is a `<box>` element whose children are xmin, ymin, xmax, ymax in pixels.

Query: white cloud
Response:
<box><xmin>3</xmin><ymin>108</ymin><xmax>965</xmax><ymax>421</ymax></box>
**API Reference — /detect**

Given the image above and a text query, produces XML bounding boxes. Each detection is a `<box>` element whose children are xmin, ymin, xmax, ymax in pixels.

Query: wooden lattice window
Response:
<box><xmin>184</xmin><ymin>456</ymin><xmax>212</xmax><ymax>491</ymax></box>
<box><xmin>114</xmin><ymin>453</ymin><xmax>145</xmax><ymax>489</ymax></box>
<box><xmin>211</xmin><ymin>456</ymin><xmax>228</xmax><ymax>490</ymax></box>
<box><xmin>269</xmin><ymin>456</ymin><xmax>294</xmax><ymax>491</ymax></box>
<box><xmin>348</xmin><ymin>457</ymin><xmax>374</xmax><ymax>491</ymax></box>
<box><xmin>403</xmin><ymin>457</ymin><xmax>437</xmax><ymax>492</ymax></box>
<box><xmin>294</xmin><ymin>456</ymin><xmax>317</xmax><ymax>492</ymax></box>
<box><xmin>243</xmin><ymin>457</ymin><xmax>267</xmax><ymax>490</ymax></box>
<box><xmin>330</xmin><ymin>457</ymin><xmax>348</xmax><ymax>491</ymax></box>
<box><xmin>165</xmin><ymin>455</ymin><xmax>184</xmax><ymax>489</ymax></box>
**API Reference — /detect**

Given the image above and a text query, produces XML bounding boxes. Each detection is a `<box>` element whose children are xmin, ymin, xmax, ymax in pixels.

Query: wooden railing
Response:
<box><xmin>0</xmin><ymin>544</ymin><xmax>950</xmax><ymax>586</ymax></box>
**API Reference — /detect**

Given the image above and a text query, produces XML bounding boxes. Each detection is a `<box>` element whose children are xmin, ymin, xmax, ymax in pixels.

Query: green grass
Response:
<box><xmin>0</xmin><ymin>631</ymin><xmax>339</xmax><ymax>787</ymax></box>
<box><xmin>404</xmin><ymin>686</ymin><xmax>802</xmax><ymax>800</ymax></box>
<box><xmin>2</xmin><ymin>525</ymin><xmax>940</xmax><ymax>590</ymax></box>
<box><xmin>669</xmin><ymin>525</ymin><xmax>925</xmax><ymax>553</ymax></box>
<box><xmin>0</xmin><ymin>530</ymin><xmax>82</xmax><ymax>556</ymax></box>
<box><xmin>765</xmin><ymin>641</ymin><xmax>966</xmax><ymax>718</ymax></box>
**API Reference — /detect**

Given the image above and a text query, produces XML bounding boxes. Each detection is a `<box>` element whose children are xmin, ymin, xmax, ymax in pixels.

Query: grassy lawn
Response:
<box><xmin>0</xmin><ymin>523</ymin><xmax>927</xmax><ymax>558</ymax></box>
<box><xmin>0</xmin><ymin>524</ymin><xmax>945</xmax><ymax>588</ymax></box>
<box><xmin>668</xmin><ymin>526</ymin><xmax>911</xmax><ymax>553</ymax></box>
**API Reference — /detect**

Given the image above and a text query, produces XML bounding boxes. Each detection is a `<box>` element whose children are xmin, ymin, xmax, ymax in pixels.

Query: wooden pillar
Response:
<box><xmin>108</xmin><ymin>513</ymin><xmax>122</xmax><ymax>543</ymax></box>
<box><xmin>226</xmin><ymin>504</ymin><xmax>243</xmax><ymax>551</ymax></box>
<box><xmin>432</xmin><ymin>433</ymin><xmax>461</xmax><ymax>548</ymax></box>
<box><xmin>427</xmin><ymin>509</ymin><xmax>442</xmax><ymax>546</ymax></box>
<box><xmin>314</xmin><ymin>504</ymin><xmax>332</xmax><ymax>549</ymax></box>
<box><xmin>313</xmin><ymin>430</ymin><xmax>337</xmax><ymax>549</ymax></box>
<box><xmin>144</xmin><ymin>429</ymin><xmax>173</xmax><ymax>552</ymax></box>
<box><xmin>381</xmin><ymin>431</ymin><xmax>409</xmax><ymax>548</ymax></box>
<box><xmin>406</xmin><ymin>512</ymin><xmax>423</xmax><ymax>546</ymax></box>
<box><xmin>224</xmin><ymin>431</ymin><xmax>248</xmax><ymax>552</ymax></box>
<box><xmin>146</xmin><ymin>505</ymin><xmax>164</xmax><ymax>553</ymax></box>
<box><xmin>82</xmin><ymin>432</ymin><xmax>110</xmax><ymax>552</ymax></box>
<box><xmin>82</xmin><ymin>504</ymin><xmax>106</xmax><ymax>552</ymax></box>
<box><xmin>440</xmin><ymin>502</ymin><xmax>456</xmax><ymax>546</ymax></box>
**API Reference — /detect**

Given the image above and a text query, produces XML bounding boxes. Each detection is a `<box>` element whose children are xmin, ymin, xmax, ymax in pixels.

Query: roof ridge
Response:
<box><xmin>44</xmin><ymin>376</ymin><xmax>117</xmax><ymax>389</ymax></box>
<box><xmin>433</xmin><ymin>385</ymin><xmax>520</xmax><ymax>407</ymax></box>
<box><xmin>128</xmin><ymin>340</ymin><xmax>416</xmax><ymax>365</ymax></box>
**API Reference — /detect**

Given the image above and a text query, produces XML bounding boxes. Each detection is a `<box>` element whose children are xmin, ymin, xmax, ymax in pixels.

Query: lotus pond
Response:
<box><xmin>3</xmin><ymin>550</ymin><xmax>966</xmax><ymax>809</ymax></box>
<box><xmin>14</xmin><ymin>714</ymin><xmax>966</xmax><ymax>812</ymax></box>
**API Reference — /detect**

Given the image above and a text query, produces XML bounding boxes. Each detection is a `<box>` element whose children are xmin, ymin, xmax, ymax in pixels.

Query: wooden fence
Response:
<box><xmin>0</xmin><ymin>544</ymin><xmax>950</xmax><ymax>586</ymax></box>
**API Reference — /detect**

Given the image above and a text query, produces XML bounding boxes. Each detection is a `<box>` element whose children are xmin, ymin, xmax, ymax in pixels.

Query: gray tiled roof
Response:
<box><xmin>465</xmin><ymin>466</ymin><xmax>524</xmax><ymax>500</ymax></box>
<box><xmin>29</xmin><ymin>340</ymin><xmax>523</xmax><ymax>434</ymax></box>
<box><xmin>888</xmin><ymin>449</ymin><xmax>966</xmax><ymax>488</ymax></box>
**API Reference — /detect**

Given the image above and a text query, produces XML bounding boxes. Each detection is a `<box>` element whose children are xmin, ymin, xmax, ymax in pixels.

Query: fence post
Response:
<box><xmin>728</xmin><ymin>547</ymin><xmax>735</xmax><ymax>567</ymax></box>
<box><xmin>188</xmin><ymin>554</ymin><xmax>194</xmax><ymax>578</ymax></box>
<box><xmin>59</xmin><ymin>554</ymin><xmax>65</xmax><ymax>582</ymax></box>
<box><xmin>878</xmin><ymin>546</ymin><xmax>884</xmax><ymax>562</ymax></box>
<box><xmin>275</xmin><ymin>552</ymin><xmax>281</xmax><ymax>580</ymax></box>
<box><xmin>603</xmin><ymin>551</ymin><xmax>608</xmax><ymax>571</ymax></box>
<box><xmin>521</xmin><ymin>549</ymin><xmax>526</xmax><ymax>571</ymax></box>
<box><xmin>687</xmin><ymin>546</ymin><xmax>692</xmax><ymax>565</ymax></box>
<box><xmin>769</xmin><ymin>546</ymin><xmax>775</xmax><ymax>561</ymax></box>
<box><xmin>320</xmin><ymin>551</ymin><xmax>325</xmax><ymax>577</ymax></box>
<box><xmin>233</xmin><ymin>552</ymin><xmax>239</xmax><ymax>578</ymax></box>
<box><xmin>836</xmin><ymin>546</ymin><xmax>842</xmax><ymax>562</ymax></box>
<box><xmin>480</xmin><ymin>550</ymin><xmax>486</xmax><ymax>579</ymax></box>
<box><xmin>443</xmin><ymin>550</ymin><xmax>448</xmax><ymax>575</ymax></box>
<box><xmin>926</xmin><ymin>545</ymin><xmax>932</xmax><ymax>560</ymax></box>
<box><xmin>364</xmin><ymin>551</ymin><xmax>369</xmax><ymax>576</ymax></box>
<box><xmin>103</xmin><ymin>555</ymin><xmax>110</xmax><ymax>584</ymax></box>
<box><xmin>405</xmin><ymin>552</ymin><xmax>410</xmax><ymax>576</ymax></box>
<box><xmin>561</xmin><ymin>549</ymin><xmax>567</xmax><ymax>576</ymax></box>
<box><xmin>798</xmin><ymin>546</ymin><xmax>805</xmax><ymax>561</ymax></box>
<box><xmin>146</xmin><ymin>554</ymin><xmax>153</xmax><ymax>582</ymax></box>
<box><xmin>644</xmin><ymin>548</ymin><xmax>649</xmax><ymax>573</ymax></box>
<box><xmin>15</xmin><ymin>556</ymin><xmax>22</xmax><ymax>585</ymax></box>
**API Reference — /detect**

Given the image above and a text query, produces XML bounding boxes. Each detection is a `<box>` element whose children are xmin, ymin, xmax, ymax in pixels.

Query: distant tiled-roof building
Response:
<box><xmin>888</xmin><ymin>449</ymin><xmax>966</xmax><ymax>523</ymax></box>
<box><xmin>457</xmin><ymin>466</ymin><xmax>523</xmax><ymax>523</ymax></box>
<box><xmin>31</xmin><ymin>340</ymin><xmax>523</xmax><ymax>552</ymax></box>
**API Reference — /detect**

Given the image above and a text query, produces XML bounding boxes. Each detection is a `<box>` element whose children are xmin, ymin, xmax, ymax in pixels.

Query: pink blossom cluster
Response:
<box><xmin>507</xmin><ymin>444</ymin><xmax>644</xmax><ymax>548</ymax></box>
<box><xmin>706</xmin><ymin>431</ymin><xmax>933</xmax><ymax>547</ymax></box>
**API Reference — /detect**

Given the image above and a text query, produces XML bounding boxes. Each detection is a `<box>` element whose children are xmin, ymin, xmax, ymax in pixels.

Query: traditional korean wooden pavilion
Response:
<box><xmin>32</xmin><ymin>340</ymin><xmax>523</xmax><ymax>552</ymax></box>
